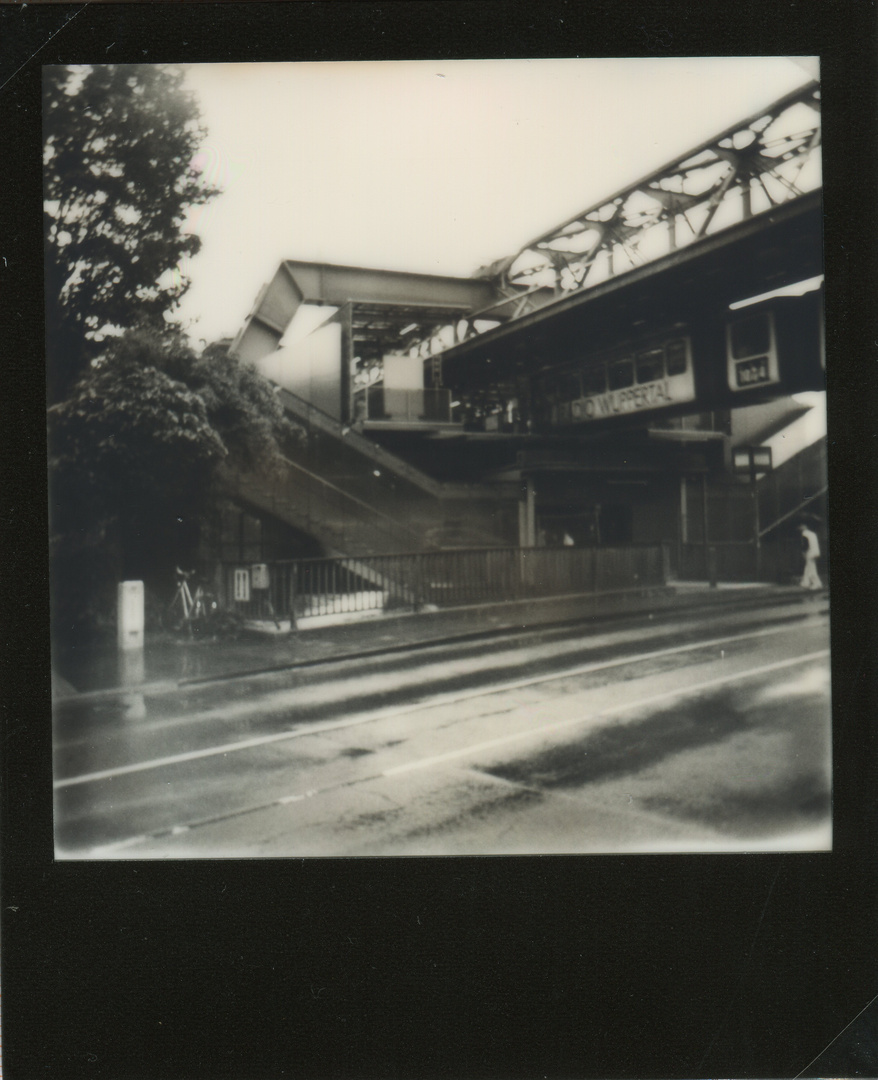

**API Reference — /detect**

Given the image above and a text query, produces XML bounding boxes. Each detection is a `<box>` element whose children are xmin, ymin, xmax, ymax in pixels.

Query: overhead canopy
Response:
<box><xmin>229</xmin><ymin>259</ymin><xmax>533</xmax><ymax>366</ymax></box>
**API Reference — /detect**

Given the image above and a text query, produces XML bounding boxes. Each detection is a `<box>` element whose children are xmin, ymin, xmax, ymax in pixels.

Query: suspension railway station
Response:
<box><xmin>216</xmin><ymin>80</ymin><xmax>825</xmax><ymax>625</ymax></box>
<box><xmin>52</xmin><ymin>76</ymin><xmax>834</xmax><ymax>863</ymax></box>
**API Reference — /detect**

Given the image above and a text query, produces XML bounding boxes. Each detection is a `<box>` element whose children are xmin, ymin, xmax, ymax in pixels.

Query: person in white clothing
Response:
<box><xmin>798</xmin><ymin>523</ymin><xmax>822</xmax><ymax>590</ymax></box>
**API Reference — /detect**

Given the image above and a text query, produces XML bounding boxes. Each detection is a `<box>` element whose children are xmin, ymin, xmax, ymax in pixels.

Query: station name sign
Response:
<box><xmin>571</xmin><ymin>379</ymin><xmax>674</xmax><ymax>421</ymax></box>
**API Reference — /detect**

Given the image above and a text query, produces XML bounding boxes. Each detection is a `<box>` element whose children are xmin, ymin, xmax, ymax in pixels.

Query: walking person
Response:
<box><xmin>798</xmin><ymin>522</ymin><xmax>822</xmax><ymax>590</ymax></box>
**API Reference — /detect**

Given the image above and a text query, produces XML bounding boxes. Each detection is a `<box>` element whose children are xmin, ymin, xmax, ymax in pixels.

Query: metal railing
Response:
<box><xmin>222</xmin><ymin>544</ymin><xmax>666</xmax><ymax>623</ymax></box>
<box><xmin>278</xmin><ymin>387</ymin><xmax>453</xmax><ymax>498</ymax></box>
<box><xmin>757</xmin><ymin>437</ymin><xmax>827</xmax><ymax>538</ymax></box>
<box><xmin>677</xmin><ymin>538</ymin><xmax>810</xmax><ymax>584</ymax></box>
<box><xmin>353</xmin><ymin>386</ymin><xmax>453</xmax><ymax>423</ymax></box>
<box><xmin>222</xmin><ymin>454</ymin><xmax>432</xmax><ymax>557</ymax></box>
<box><xmin>278</xmin><ymin>386</ymin><xmax>504</xmax><ymax>501</ymax></box>
<box><xmin>274</xmin><ymin>386</ymin><xmax>519</xmax><ymax>548</ymax></box>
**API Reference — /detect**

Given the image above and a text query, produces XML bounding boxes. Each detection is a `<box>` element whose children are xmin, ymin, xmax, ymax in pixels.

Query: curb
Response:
<box><xmin>53</xmin><ymin>584</ymin><xmax>822</xmax><ymax>703</ymax></box>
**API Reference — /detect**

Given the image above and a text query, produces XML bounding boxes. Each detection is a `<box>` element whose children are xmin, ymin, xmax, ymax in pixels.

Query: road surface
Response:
<box><xmin>54</xmin><ymin>596</ymin><xmax>831</xmax><ymax>857</ymax></box>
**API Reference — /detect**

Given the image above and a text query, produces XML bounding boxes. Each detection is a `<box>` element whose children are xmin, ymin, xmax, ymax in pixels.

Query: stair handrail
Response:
<box><xmin>757</xmin><ymin>485</ymin><xmax>828</xmax><ymax>539</ymax></box>
<box><xmin>755</xmin><ymin>436</ymin><xmax>827</xmax><ymax>539</ymax></box>
<box><xmin>277</xmin><ymin>387</ymin><xmax>507</xmax><ymax>502</ymax></box>
<box><xmin>223</xmin><ymin>454</ymin><xmax>437</xmax><ymax>551</ymax></box>
<box><xmin>277</xmin><ymin>453</ymin><xmax>435</xmax><ymax>544</ymax></box>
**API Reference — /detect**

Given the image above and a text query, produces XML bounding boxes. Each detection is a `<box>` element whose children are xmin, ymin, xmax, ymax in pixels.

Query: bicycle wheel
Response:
<box><xmin>187</xmin><ymin>587</ymin><xmax>216</xmax><ymax>639</ymax></box>
<box><xmin>162</xmin><ymin>592</ymin><xmax>188</xmax><ymax>633</ymax></box>
<box><xmin>207</xmin><ymin>607</ymin><xmax>244</xmax><ymax>641</ymax></box>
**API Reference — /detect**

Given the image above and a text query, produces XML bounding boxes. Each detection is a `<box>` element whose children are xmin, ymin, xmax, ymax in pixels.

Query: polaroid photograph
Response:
<box><xmin>4</xmin><ymin>5</ymin><xmax>876</xmax><ymax>1080</ymax></box>
<box><xmin>45</xmin><ymin>56</ymin><xmax>831</xmax><ymax>860</ymax></box>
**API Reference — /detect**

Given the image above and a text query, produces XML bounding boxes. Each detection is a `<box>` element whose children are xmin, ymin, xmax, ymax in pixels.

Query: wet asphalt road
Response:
<box><xmin>54</xmin><ymin>597</ymin><xmax>831</xmax><ymax>857</ymax></box>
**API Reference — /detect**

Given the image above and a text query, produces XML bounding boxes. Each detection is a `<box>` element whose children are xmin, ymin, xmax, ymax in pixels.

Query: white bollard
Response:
<box><xmin>117</xmin><ymin>580</ymin><xmax>145</xmax><ymax>650</ymax></box>
<box><xmin>118</xmin><ymin>646</ymin><xmax>146</xmax><ymax>718</ymax></box>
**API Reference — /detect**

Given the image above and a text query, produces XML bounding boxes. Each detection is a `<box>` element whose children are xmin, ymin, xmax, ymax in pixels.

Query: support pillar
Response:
<box><xmin>679</xmin><ymin>475</ymin><xmax>688</xmax><ymax>576</ymax></box>
<box><xmin>518</xmin><ymin>476</ymin><xmax>537</xmax><ymax>548</ymax></box>
<box><xmin>707</xmin><ymin>546</ymin><xmax>718</xmax><ymax>589</ymax></box>
<box><xmin>661</xmin><ymin>542</ymin><xmax>673</xmax><ymax>584</ymax></box>
<box><xmin>752</xmin><ymin>486</ymin><xmax>762</xmax><ymax>582</ymax></box>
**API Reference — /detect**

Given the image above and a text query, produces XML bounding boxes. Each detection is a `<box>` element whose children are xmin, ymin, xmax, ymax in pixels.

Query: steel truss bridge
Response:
<box><xmin>421</xmin><ymin>79</ymin><xmax>821</xmax><ymax>357</ymax></box>
<box><xmin>232</xmin><ymin>79</ymin><xmax>822</xmax><ymax>423</ymax></box>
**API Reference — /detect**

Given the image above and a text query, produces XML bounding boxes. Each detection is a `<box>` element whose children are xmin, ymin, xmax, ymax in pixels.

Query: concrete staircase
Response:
<box><xmin>757</xmin><ymin>435</ymin><xmax>827</xmax><ymax>540</ymax></box>
<box><xmin>223</xmin><ymin>388</ymin><xmax>519</xmax><ymax>557</ymax></box>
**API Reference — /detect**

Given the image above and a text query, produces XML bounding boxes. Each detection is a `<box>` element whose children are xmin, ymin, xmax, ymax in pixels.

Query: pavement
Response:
<box><xmin>51</xmin><ymin>581</ymin><xmax>823</xmax><ymax>699</ymax></box>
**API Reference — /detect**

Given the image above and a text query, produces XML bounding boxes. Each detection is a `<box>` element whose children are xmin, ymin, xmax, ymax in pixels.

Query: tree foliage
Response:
<box><xmin>43</xmin><ymin>65</ymin><xmax>301</xmax><ymax>638</ymax></box>
<box><xmin>49</xmin><ymin>332</ymin><xmax>226</xmax><ymax>528</ymax></box>
<box><xmin>49</xmin><ymin>329</ymin><xmax>299</xmax><ymax>609</ymax></box>
<box><xmin>43</xmin><ymin>64</ymin><xmax>220</xmax><ymax>402</ymax></box>
<box><xmin>164</xmin><ymin>339</ymin><xmax>299</xmax><ymax>474</ymax></box>
<box><xmin>49</xmin><ymin>329</ymin><xmax>299</xmax><ymax>525</ymax></box>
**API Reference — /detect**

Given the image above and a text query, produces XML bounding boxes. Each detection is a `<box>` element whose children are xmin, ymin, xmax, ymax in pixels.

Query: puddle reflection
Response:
<box><xmin>117</xmin><ymin>648</ymin><xmax>146</xmax><ymax>720</ymax></box>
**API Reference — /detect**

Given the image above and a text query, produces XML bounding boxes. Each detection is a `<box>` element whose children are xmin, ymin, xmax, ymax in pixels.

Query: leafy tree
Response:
<box><xmin>49</xmin><ymin>331</ymin><xmax>225</xmax><ymax>595</ymax></box>
<box><xmin>43</xmin><ymin>64</ymin><xmax>220</xmax><ymax>403</ymax></box>
<box><xmin>42</xmin><ymin>65</ymin><xmax>300</xmax><ymax>638</ymax></box>
<box><xmin>50</xmin><ymin>335</ymin><xmax>223</xmax><ymax>517</ymax></box>
<box><xmin>166</xmin><ymin>339</ymin><xmax>299</xmax><ymax>474</ymax></box>
<box><xmin>48</xmin><ymin>328</ymin><xmax>300</xmax><ymax>638</ymax></box>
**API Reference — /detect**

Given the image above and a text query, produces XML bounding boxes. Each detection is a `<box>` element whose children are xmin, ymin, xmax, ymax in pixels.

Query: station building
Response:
<box><xmin>214</xmin><ymin>80</ymin><xmax>826</xmax><ymax>588</ymax></box>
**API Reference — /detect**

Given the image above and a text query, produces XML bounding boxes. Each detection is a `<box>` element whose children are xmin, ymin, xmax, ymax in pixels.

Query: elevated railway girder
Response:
<box><xmin>230</xmin><ymin>80</ymin><xmax>822</xmax><ymax>446</ymax></box>
<box><xmin>436</xmin><ymin>189</ymin><xmax>824</xmax><ymax>405</ymax></box>
<box><xmin>468</xmin><ymin>81</ymin><xmax>821</xmax><ymax>316</ymax></box>
<box><xmin>218</xmin><ymin>78</ymin><xmax>826</xmax><ymax>570</ymax></box>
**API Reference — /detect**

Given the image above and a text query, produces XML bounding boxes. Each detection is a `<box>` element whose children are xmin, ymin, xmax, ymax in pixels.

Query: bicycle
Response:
<box><xmin>162</xmin><ymin>567</ymin><xmax>218</xmax><ymax>637</ymax></box>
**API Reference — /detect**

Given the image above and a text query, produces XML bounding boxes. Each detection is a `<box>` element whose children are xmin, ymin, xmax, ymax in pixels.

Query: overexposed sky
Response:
<box><xmin>175</xmin><ymin>57</ymin><xmax>817</xmax><ymax>347</ymax></box>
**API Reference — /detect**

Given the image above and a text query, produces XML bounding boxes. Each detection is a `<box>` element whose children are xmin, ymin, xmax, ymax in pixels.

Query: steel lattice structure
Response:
<box><xmin>411</xmin><ymin>79</ymin><xmax>821</xmax><ymax>362</ymax></box>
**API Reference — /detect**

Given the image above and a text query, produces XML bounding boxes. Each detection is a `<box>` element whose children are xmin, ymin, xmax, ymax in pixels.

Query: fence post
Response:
<box><xmin>707</xmin><ymin>546</ymin><xmax>718</xmax><ymax>589</ymax></box>
<box><xmin>661</xmin><ymin>542</ymin><xmax>672</xmax><ymax>585</ymax></box>
<box><xmin>752</xmin><ymin>488</ymin><xmax>762</xmax><ymax>582</ymax></box>
<box><xmin>414</xmin><ymin>552</ymin><xmax>424</xmax><ymax>611</ymax></box>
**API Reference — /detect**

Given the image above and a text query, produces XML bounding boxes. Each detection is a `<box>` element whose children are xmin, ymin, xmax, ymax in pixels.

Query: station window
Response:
<box><xmin>545</xmin><ymin>377</ymin><xmax>562</xmax><ymax>402</ymax></box>
<box><xmin>558</xmin><ymin>373</ymin><xmax>581</xmax><ymax>401</ymax></box>
<box><xmin>729</xmin><ymin>314</ymin><xmax>771</xmax><ymax>359</ymax></box>
<box><xmin>665</xmin><ymin>338</ymin><xmax>688</xmax><ymax>375</ymax></box>
<box><xmin>635</xmin><ymin>348</ymin><xmax>664</xmax><ymax>383</ymax></box>
<box><xmin>581</xmin><ymin>363</ymin><xmax>606</xmax><ymax>396</ymax></box>
<box><xmin>608</xmin><ymin>357</ymin><xmax>634</xmax><ymax>390</ymax></box>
